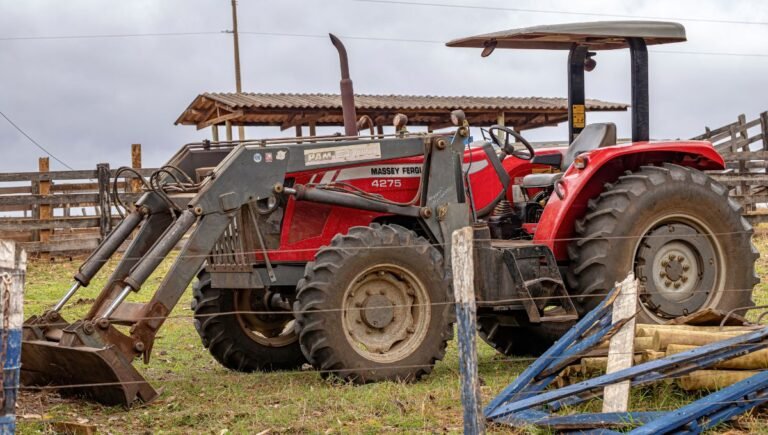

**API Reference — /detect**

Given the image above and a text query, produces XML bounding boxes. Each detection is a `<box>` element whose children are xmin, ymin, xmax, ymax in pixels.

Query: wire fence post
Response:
<box><xmin>0</xmin><ymin>240</ymin><xmax>25</xmax><ymax>433</ymax></box>
<box><xmin>603</xmin><ymin>273</ymin><xmax>638</xmax><ymax>413</ymax></box>
<box><xmin>452</xmin><ymin>226</ymin><xmax>484</xmax><ymax>435</ymax></box>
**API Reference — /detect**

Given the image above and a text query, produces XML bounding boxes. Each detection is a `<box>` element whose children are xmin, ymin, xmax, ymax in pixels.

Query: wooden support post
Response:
<box><xmin>496</xmin><ymin>112</ymin><xmax>506</xmax><ymax>144</ymax></box>
<box><xmin>96</xmin><ymin>163</ymin><xmax>112</xmax><ymax>239</ymax></box>
<box><xmin>38</xmin><ymin>157</ymin><xmax>51</xmax><ymax>244</ymax></box>
<box><xmin>295</xmin><ymin>124</ymin><xmax>303</xmax><ymax>144</ymax></box>
<box><xmin>212</xmin><ymin>124</ymin><xmax>220</xmax><ymax>142</ymax></box>
<box><xmin>0</xmin><ymin>239</ymin><xmax>25</xmax><ymax>433</ymax></box>
<box><xmin>602</xmin><ymin>273</ymin><xmax>638</xmax><ymax>413</ymax></box>
<box><xmin>452</xmin><ymin>227</ymin><xmax>485</xmax><ymax>435</ymax></box>
<box><xmin>308</xmin><ymin>121</ymin><xmax>317</xmax><ymax>137</ymax></box>
<box><xmin>225</xmin><ymin>121</ymin><xmax>233</xmax><ymax>141</ymax></box>
<box><xmin>760</xmin><ymin>111</ymin><xmax>768</xmax><ymax>151</ymax></box>
<box><xmin>131</xmin><ymin>144</ymin><xmax>142</xmax><ymax>193</ymax></box>
<box><xmin>376</xmin><ymin>124</ymin><xmax>384</xmax><ymax>138</ymax></box>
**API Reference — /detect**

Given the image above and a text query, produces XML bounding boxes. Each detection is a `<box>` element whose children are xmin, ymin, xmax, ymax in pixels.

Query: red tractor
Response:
<box><xmin>22</xmin><ymin>21</ymin><xmax>757</xmax><ymax>406</ymax></box>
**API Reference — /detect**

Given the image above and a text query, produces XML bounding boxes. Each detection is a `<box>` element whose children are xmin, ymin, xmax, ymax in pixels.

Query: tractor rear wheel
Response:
<box><xmin>568</xmin><ymin>164</ymin><xmax>759</xmax><ymax>323</ymax></box>
<box><xmin>192</xmin><ymin>274</ymin><xmax>306</xmax><ymax>371</ymax></box>
<box><xmin>294</xmin><ymin>224</ymin><xmax>453</xmax><ymax>383</ymax></box>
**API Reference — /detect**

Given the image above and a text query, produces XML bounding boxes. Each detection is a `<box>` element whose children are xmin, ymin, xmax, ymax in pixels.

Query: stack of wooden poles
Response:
<box><xmin>556</xmin><ymin>323</ymin><xmax>765</xmax><ymax>391</ymax></box>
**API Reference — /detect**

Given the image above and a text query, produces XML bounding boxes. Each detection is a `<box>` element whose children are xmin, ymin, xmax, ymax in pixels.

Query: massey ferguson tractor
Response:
<box><xmin>21</xmin><ymin>21</ymin><xmax>758</xmax><ymax>406</ymax></box>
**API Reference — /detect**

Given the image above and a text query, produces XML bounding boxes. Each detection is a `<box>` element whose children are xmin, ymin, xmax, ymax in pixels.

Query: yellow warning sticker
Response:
<box><xmin>572</xmin><ymin>104</ymin><xmax>586</xmax><ymax>128</ymax></box>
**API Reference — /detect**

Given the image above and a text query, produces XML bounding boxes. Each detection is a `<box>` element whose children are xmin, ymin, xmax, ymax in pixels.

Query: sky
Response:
<box><xmin>0</xmin><ymin>0</ymin><xmax>766</xmax><ymax>172</ymax></box>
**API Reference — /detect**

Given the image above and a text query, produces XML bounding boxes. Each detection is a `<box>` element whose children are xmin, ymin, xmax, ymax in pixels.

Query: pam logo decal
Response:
<box><xmin>304</xmin><ymin>143</ymin><xmax>381</xmax><ymax>166</ymax></box>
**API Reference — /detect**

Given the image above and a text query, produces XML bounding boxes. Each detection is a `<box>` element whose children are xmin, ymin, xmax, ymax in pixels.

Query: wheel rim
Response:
<box><xmin>634</xmin><ymin>216</ymin><xmax>725</xmax><ymax>321</ymax></box>
<box><xmin>234</xmin><ymin>290</ymin><xmax>297</xmax><ymax>347</ymax></box>
<box><xmin>342</xmin><ymin>264</ymin><xmax>431</xmax><ymax>363</ymax></box>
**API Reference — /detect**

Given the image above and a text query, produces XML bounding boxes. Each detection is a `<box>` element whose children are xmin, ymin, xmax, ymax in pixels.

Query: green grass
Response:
<box><xmin>13</xmin><ymin>231</ymin><xmax>768</xmax><ymax>434</ymax></box>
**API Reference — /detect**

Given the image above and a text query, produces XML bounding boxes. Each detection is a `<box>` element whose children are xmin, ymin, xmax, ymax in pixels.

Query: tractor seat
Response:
<box><xmin>522</xmin><ymin>122</ymin><xmax>617</xmax><ymax>189</ymax></box>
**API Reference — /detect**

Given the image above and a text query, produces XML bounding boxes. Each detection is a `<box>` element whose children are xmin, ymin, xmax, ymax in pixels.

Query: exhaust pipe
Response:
<box><xmin>329</xmin><ymin>33</ymin><xmax>358</xmax><ymax>137</ymax></box>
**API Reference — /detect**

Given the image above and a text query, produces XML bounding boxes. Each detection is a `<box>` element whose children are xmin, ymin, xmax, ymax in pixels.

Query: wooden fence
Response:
<box><xmin>0</xmin><ymin>145</ymin><xmax>156</xmax><ymax>254</ymax></box>
<box><xmin>2</xmin><ymin>114</ymin><xmax>768</xmax><ymax>254</ymax></box>
<box><xmin>696</xmin><ymin>112</ymin><xmax>768</xmax><ymax>224</ymax></box>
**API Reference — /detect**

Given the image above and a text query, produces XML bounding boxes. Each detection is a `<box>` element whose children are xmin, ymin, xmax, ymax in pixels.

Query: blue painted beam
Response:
<box><xmin>488</xmin><ymin>327</ymin><xmax>768</xmax><ymax>419</ymax></box>
<box><xmin>629</xmin><ymin>371</ymin><xmax>768</xmax><ymax>434</ymax></box>
<box><xmin>483</xmin><ymin>287</ymin><xmax>618</xmax><ymax>416</ymax></box>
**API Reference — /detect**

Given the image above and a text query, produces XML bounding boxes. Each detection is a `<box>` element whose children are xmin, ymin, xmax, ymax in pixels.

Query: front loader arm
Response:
<box><xmin>22</xmin><ymin>135</ymin><xmax>445</xmax><ymax>406</ymax></box>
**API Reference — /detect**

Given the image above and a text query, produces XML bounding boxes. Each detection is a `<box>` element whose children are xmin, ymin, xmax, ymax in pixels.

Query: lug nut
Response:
<box><xmin>661</xmin><ymin>260</ymin><xmax>669</xmax><ymax>267</ymax></box>
<box><xmin>677</xmin><ymin>255</ymin><xmax>684</xmax><ymax>262</ymax></box>
<box><xmin>664</xmin><ymin>280</ymin><xmax>672</xmax><ymax>287</ymax></box>
<box><xmin>669</xmin><ymin>254</ymin><xmax>676</xmax><ymax>261</ymax></box>
<box><xmin>674</xmin><ymin>282</ymin><xmax>682</xmax><ymax>289</ymax></box>
<box><xmin>683</xmin><ymin>265</ymin><xmax>690</xmax><ymax>272</ymax></box>
<box><xmin>682</xmin><ymin>276</ymin><xmax>689</xmax><ymax>283</ymax></box>
<box><xmin>659</xmin><ymin>271</ymin><xmax>667</xmax><ymax>278</ymax></box>
<box><xmin>97</xmin><ymin>318</ymin><xmax>110</xmax><ymax>330</ymax></box>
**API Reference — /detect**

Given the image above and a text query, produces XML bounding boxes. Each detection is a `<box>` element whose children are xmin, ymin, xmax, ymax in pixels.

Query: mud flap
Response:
<box><xmin>21</xmin><ymin>340</ymin><xmax>158</xmax><ymax>407</ymax></box>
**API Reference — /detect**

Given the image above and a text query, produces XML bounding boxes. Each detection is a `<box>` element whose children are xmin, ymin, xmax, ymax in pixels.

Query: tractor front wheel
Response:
<box><xmin>294</xmin><ymin>224</ymin><xmax>453</xmax><ymax>383</ymax></box>
<box><xmin>192</xmin><ymin>274</ymin><xmax>306</xmax><ymax>371</ymax></box>
<box><xmin>568</xmin><ymin>164</ymin><xmax>759</xmax><ymax>323</ymax></box>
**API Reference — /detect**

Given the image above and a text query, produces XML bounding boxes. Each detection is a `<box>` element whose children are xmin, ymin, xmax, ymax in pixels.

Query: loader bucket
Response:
<box><xmin>21</xmin><ymin>340</ymin><xmax>158</xmax><ymax>407</ymax></box>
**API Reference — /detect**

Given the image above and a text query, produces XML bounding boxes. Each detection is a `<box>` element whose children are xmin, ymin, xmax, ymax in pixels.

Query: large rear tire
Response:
<box><xmin>294</xmin><ymin>224</ymin><xmax>453</xmax><ymax>383</ymax></box>
<box><xmin>568</xmin><ymin>164</ymin><xmax>759</xmax><ymax>323</ymax></box>
<box><xmin>192</xmin><ymin>274</ymin><xmax>306</xmax><ymax>371</ymax></box>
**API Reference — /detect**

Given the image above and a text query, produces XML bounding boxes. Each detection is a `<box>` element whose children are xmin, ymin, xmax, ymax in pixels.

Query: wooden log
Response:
<box><xmin>635</xmin><ymin>324</ymin><xmax>757</xmax><ymax>336</ymax></box>
<box><xmin>451</xmin><ymin>227</ymin><xmax>484</xmax><ymax>435</ymax></box>
<box><xmin>677</xmin><ymin>370</ymin><xmax>759</xmax><ymax>392</ymax></box>
<box><xmin>667</xmin><ymin>344</ymin><xmax>768</xmax><ymax>370</ymax></box>
<box><xmin>651</xmin><ymin>329</ymin><xmax>748</xmax><ymax>351</ymax></box>
<box><xmin>602</xmin><ymin>274</ymin><xmax>637</xmax><ymax>413</ymax></box>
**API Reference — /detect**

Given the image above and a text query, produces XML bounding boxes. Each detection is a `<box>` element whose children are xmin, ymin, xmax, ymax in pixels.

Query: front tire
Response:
<box><xmin>192</xmin><ymin>274</ymin><xmax>306</xmax><ymax>371</ymax></box>
<box><xmin>568</xmin><ymin>164</ymin><xmax>759</xmax><ymax>323</ymax></box>
<box><xmin>294</xmin><ymin>224</ymin><xmax>453</xmax><ymax>383</ymax></box>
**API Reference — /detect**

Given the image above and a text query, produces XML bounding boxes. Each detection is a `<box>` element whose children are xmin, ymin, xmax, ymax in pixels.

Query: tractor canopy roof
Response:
<box><xmin>446</xmin><ymin>20</ymin><xmax>686</xmax><ymax>51</ymax></box>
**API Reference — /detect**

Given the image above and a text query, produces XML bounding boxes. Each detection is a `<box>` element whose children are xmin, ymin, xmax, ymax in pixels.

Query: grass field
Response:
<box><xmin>14</xmin><ymin>231</ymin><xmax>768</xmax><ymax>434</ymax></box>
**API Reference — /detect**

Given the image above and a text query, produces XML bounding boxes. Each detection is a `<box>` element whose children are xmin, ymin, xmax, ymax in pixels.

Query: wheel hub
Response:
<box><xmin>636</xmin><ymin>223</ymin><xmax>716</xmax><ymax>319</ymax></box>
<box><xmin>343</xmin><ymin>265</ymin><xmax>430</xmax><ymax>363</ymax></box>
<box><xmin>361</xmin><ymin>294</ymin><xmax>395</xmax><ymax>329</ymax></box>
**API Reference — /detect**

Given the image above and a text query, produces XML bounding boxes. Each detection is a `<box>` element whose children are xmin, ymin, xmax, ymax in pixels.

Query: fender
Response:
<box><xmin>532</xmin><ymin>141</ymin><xmax>725</xmax><ymax>260</ymax></box>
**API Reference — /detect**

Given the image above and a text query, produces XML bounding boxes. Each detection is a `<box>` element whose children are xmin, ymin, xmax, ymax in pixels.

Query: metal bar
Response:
<box><xmin>100</xmin><ymin>285</ymin><xmax>133</xmax><ymax>319</ymax></box>
<box><xmin>567</xmin><ymin>44</ymin><xmax>587</xmax><ymax>142</ymax></box>
<box><xmin>627</xmin><ymin>37</ymin><xmax>649</xmax><ymax>142</ymax></box>
<box><xmin>52</xmin><ymin>282</ymin><xmax>81</xmax><ymax>312</ymax></box>
<box><xmin>483</xmin><ymin>287</ymin><xmax>617</xmax><ymax>415</ymax></box>
<box><xmin>629</xmin><ymin>371</ymin><xmax>768</xmax><ymax>434</ymax></box>
<box><xmin>488</xmin><ymin>327</ymin><xmax>768</xmax><ymax>419</ymax></box>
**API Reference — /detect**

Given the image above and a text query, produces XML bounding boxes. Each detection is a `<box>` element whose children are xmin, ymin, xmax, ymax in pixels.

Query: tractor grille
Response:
<box><xmin>207</xmin><ymin>205</ymin><xmax>282</xmax><ymax>272</ymax></box>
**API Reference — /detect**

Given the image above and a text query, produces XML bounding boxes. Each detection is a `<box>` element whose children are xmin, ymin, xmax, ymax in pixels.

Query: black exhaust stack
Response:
<box><xmin>330</xmin><ymin>34</ymin><xmax>358</xmax><ymax>137</ymax></box>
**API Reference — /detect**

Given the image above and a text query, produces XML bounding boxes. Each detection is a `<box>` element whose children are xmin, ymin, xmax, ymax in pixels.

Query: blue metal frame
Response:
<box><xmin>485</xmin><ymin>286</ymin><xmax>768</xmax><ymax>433</ymax></box>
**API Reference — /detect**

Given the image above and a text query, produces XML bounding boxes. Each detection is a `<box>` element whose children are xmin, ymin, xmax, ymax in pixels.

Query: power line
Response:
<box><xmin>0</xmin><ymin>30</ymin><xmax>766</xmax><ymax>58</ymax></box>
<box><xmin>0</xmin><ymin>110</ymin><xmax>75</xmax><ymax>170</ymax></box>
<box><xmin>354</xmin><ymin>0</ymin><xmax>768</xmax><ymax>26</ymax></box>
<box><xmin>0</xmin><ymin>31</ymin><xmax>224</xmax><ymax>41</ymax></box>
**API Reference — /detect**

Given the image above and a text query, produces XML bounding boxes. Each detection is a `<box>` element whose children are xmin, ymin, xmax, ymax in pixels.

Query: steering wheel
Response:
<box><xmin>488</xmin><ymin>125</ymin><xmax>535</xmax><ymax>161</ymax></box>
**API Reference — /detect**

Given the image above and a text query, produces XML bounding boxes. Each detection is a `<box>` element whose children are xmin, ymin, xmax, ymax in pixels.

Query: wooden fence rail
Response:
<box><xmin>2</xmin><ymin>113</ymin><xmax>768</xmax><ymax>254</ymax></box>
<box><xmin>696</xmin><ymin>111</ymin><xmax>768</xmax><ymax>222</ymax></box>
<box><xmin>0</xmin><ymin>145</ymin><xmax>158</xmax><ymax>254</ymax></box>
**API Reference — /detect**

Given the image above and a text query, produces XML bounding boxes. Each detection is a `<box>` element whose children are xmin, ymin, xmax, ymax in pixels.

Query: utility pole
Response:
<box><xmin>230</xmin><ymin>0</ymin><xmax>245</xmax><ymax>141</ymax></box>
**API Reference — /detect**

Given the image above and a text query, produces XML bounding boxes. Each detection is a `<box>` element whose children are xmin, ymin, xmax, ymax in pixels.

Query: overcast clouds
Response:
<box><xmin>0</xmin><ymin>0</ymin><xmax>766</xmax><ymax>172</ymax></box>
